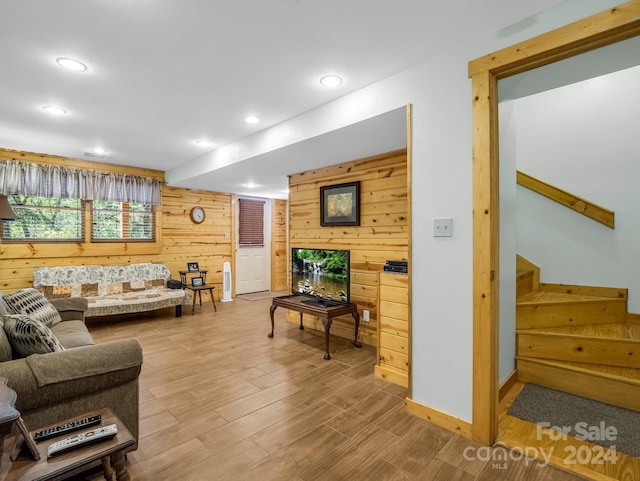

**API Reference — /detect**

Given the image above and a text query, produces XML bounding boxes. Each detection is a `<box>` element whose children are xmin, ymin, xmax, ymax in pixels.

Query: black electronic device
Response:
<box><xmin>34</xmin><ymin>414</ymin><xmax>102</xmax><ymax>443</ymax></box>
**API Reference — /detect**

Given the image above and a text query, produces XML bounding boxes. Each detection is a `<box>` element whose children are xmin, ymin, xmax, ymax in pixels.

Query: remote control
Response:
<box><xmin>34</xmin><ymin>415</ymin><xmax>102</xmax><ymax>443</ymax></box>
<box><xmin>47</xmin><ymin>424</ymin><xmax>118</xmax><ymax>457</ymax></box>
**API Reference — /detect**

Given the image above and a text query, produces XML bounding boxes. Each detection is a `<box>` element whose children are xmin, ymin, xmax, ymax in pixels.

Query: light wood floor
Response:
<box><xmin>70</xmin><ymin>297</ymin><xmax>584</xmax><ymax>481</ymax></box>
<box><xmin>499</xmin><ymin>382</ymin><xmax>640</xmax><ymax>481</ymax></box>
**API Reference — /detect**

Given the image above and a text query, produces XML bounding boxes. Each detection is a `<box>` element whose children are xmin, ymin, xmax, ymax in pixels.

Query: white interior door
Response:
<box><xmin>235</xmin><ymin>197</ymin><xmax>270</xmax><ymax>294</ymax></box>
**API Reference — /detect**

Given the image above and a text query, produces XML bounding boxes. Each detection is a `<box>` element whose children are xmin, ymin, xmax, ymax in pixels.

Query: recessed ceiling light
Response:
<box><xmin>320</xmin><ymin>75</ymin><xmax>342</xmax><ymax>87</ymax></box>
<box><xmin>195</xmin><ymin>139</ymin><xmax>212</xmax><ymax>147</ymax></box>
<box><xmin>92</xmin><ymin>147</ymin><xmax>108</xmax><ymax>154</ymax></box>
<box><xmin>56</xmin><ymin>57</ymin><xmax>87</xmax><ymax>72</ymax></box>
<box><xmin>245</xmin><ymin>116</ymin><xmax>260</xmax><ymax>124</ymax></box>
<box><xmin>42</xmin><ymin>105</ymin><xmax>67</xmax><ymax>115</ymax></box>
<box><xmin>244</xmin><ymin>182</ymin><xmax>258</xmax><ymax>188</ymax></box>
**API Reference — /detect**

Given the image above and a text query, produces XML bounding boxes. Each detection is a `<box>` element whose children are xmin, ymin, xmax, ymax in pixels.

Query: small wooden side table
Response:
<box><xmin>0</xmin><ymin>408</ymin><xmax>135</xmax><ymax>481</ymax></box>
<box><xmin>184</xmin><ymin>285</ymin><xmax>217</xmax><ymax>315</ymax></box>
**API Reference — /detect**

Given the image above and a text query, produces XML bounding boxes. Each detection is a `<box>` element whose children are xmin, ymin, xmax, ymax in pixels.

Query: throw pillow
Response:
<box><xmin>2</xmin><ymin>288</ymin><xmax>62</xmax><ymax>327</ymax></box>
<box><xmin>0</xmin><ymin>320</ymin><xmax>13</xmax><ymax>362</ymax></box>
<box><xmin>2</xmin><ymin>314</ymin><xmax>65</xmax><ymax>357</ymax></box>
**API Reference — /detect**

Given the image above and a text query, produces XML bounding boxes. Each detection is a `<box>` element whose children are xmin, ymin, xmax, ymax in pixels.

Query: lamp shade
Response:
<box><xmin>0</xmin><ymin>195</ymin><xmax>17</xmax><ymax>221</ymax></box>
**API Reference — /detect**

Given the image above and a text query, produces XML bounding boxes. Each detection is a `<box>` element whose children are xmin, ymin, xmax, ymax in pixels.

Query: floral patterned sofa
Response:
<box><xmin>33</xmin><ymin>263</ymin><xmax>186</xmax><ymax>318</ymax></box>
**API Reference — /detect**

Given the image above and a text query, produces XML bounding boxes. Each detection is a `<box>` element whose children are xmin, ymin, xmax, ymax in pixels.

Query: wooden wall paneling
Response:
<box><xmin>0</xmin><ymin>152</ymin><xmax>234</xmax><ymax>300</ymax></box>
<box><xmin>270</xmin><ymin>199</ymin><xmax>288</xmax><ymax>292</ymax></box>
<box><xmin>287</xmin><ymin>149</ymin><xmax>408</xmax><ymax>348</ymax></box>
<box><xmin>376</xmin><ymin>272</ymin><xmax>409</xmax><ymax>387</ymax></box>
<box><xmin>161</xmin><ymin>186</ymin><xmax>233</xmax><ymax>299</ymax></box>
<box><xmin>0</xmin><ymin>148</ymin><xmax>165</xmax><ymax>181</ymax></box>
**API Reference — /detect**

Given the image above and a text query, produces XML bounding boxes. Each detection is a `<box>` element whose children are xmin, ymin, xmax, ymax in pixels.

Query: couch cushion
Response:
<box><xmin>0</xmin><ymin>319</ymin><xmax>13</xmax><ymax>361</ymax></box>
<box><xmin>36</xmin><ymin>285</ymin><xmax>74</xmax><ymax>299</ymax></box>
<box><xmin>2</xmin><ymin>314</ymin><xmax>65</xmax><ymax>357</ymax></box>
<box><xmin>51</xmin><ymin>320</ymin><xmax>95</xmax><ymax>348</ymax></box>
<box><xmin>2</xmin><ymin>288</ymin><xmax>62</xmax><ymax>327</ymax></box>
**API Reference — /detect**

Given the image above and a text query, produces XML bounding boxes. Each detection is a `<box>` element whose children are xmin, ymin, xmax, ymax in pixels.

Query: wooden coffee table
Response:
<box><xmin>0</xmin><ymin>408</ymin><xmax>135</xmax><ymax>481</ymax></box>
<box><xmin>269</xmin><ymin>295</ymin><xmax>362</xmax><ymax>360</ymax></box>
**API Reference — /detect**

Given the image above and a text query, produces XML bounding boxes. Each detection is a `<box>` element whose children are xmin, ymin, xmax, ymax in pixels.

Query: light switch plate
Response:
<box><xmin>433</xmin><ymin>217</ymin><xmax>453</xmax><ymax>237</ymax></box>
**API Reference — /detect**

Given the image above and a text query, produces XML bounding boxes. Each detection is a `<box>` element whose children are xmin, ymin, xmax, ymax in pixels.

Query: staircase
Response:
<box><xmin>516</xmin><ymin>255</ymin><xmax>640</xmax><ymax>412</ymax></box>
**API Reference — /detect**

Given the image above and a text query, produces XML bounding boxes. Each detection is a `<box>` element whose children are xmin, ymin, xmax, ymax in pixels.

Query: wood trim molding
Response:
<box><xmin>517</xmin><ymin>171</ymin><xmax>614</xmax><ymax>228</ymax></box>
<box><xmin>498</xmin><ymin>370</ymin><xmax>518</xmax><ymax>403</ymax></box>
<box><xmin>405</xmin><ymin>397</ymin><xmax>472</xmax><ymax>439</ymax></box>
<box><xmin>471</xmin><ymin>68</ymin><xmax>499</xmax><ymax>445</ymax></box>
<box><xmin>470</xmin><ymin>1</ymin><xmax>640</xmax><ymax>446</ymax></box>
<box><xmin>406</xmin><ymin>104</ymin><xmax>413</xmax><ymax>399</ymax></box>
<box><xmin>627</xmin><ymin>313</ymin><xmax>640</xmax><ymax>324</ymax></box>
<box><xmin>469</xmin><ymin>3</ymin><xmax>640</xmax><ymax>78</ymax></box>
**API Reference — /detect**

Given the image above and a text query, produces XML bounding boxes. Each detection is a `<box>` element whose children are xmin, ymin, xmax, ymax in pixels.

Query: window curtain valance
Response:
<box><xmin>0</xmin><ymin>160</ymin><xmax>161</xmax><ymax>205</ymax></box>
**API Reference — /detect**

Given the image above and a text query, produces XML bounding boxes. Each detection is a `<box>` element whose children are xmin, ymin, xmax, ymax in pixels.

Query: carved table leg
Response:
<box><xmin>102</xmin><ymin>455</ymin><xmax>115</xmax><ymax>481</ymax></box>
<box><xmin>112</xmin><ymin>450</ymin><xmax>130</xmax><ymax>481</ymax></box>
<box><xmin>299</xmin><ymin>312</ymin><xmax>304</xmax><ymax>330</ymax></box>
<box><xmin>351</xmin><ymin>312</ymin><xmax>363</xmax><ymax>348</ymax></box>
<box><xmin>268</xmin><ymin>304</ymin><xmax>277</xmax><ymax>337</ymax></box>
<box><xmin>322</xmin><ymin>317</ymin><xmax>332</xmax><ymax>360</ymax></box>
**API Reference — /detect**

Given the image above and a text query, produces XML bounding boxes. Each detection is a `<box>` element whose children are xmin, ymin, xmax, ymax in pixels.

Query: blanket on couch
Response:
<box><xmin>34</xmin><ymin>263</ymin><xmax>186</xmax><ymax>317</ymax></box>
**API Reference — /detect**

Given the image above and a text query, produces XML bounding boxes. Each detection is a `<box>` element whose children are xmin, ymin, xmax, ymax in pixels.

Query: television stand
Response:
<box><xmin>268</xmin><ymin>295</ymin><xmax>362</xmax><ymax>360</ymax></box>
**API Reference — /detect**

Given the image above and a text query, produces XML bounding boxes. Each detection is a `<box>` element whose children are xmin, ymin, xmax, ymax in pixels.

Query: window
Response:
<box><xmin>238</xmin><ymin>198</ymin><xmax>264</xmax><ymax>246</ymax></box>
<box><xmin>92</xmin><ymin>201</ymin><xmax>155</xmax><ymax>242</ymax></box>
<box><xmin>1</xmin><ymin>195</ymin><xmax>84</xmax><ymax>242</ymax></box>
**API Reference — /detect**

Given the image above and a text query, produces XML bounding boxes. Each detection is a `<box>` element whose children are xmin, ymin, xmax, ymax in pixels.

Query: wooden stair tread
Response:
<box><xmin>520</xmin><ymin>322</ymin><xmax>640</xmax><ymax>340</ymax></box>
<box><xmin>517</xmin><ymin>290</ymin><xmax>624</xmax><ymax>305</ymax></box>
<box><xmin>517</xmin><ymin>356</ymin><xmax>640</xmax><ymax>384</ymax></box>
<box><xmin>516</xmin><ymin>268</ymin><xmax>533</xmax><ymax>280</ymax></box>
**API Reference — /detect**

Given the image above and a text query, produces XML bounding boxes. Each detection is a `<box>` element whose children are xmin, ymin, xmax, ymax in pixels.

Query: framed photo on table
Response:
<box><xmin>191</xmin><ymin>276</ymin><xmax>204</xmax><ymax>287</ymax></box>
<box><xmin>320</xmin><ymin>181</ymin><xmax>360</xmax><ymax>226</ymax></box>
<box><xmin>187</xmin><ymin>262</ymin><xmax>199</xmax><ymax>272</ymax></box>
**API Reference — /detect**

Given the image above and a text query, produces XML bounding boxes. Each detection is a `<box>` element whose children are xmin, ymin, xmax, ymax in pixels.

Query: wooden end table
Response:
<box><xmin>184</xmin><ymin>284</ymin><xmax>217</xmax><ymax>315</ymax></box>
<box><xmin>268</xmin><ymin>295</ymin><xmax>362</xmax><ymax>360</ymax></box>
<box><xmin>0</xmin><ymin>408</ymin><xmax>135</xmax><ymax>481</ymax></box>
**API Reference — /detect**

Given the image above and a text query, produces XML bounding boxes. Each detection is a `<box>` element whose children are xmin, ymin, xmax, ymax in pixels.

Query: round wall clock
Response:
<box><xmin>190</xmin><ymin>206</ymin><xmax>205</xmax><ymax>224</ymax></box>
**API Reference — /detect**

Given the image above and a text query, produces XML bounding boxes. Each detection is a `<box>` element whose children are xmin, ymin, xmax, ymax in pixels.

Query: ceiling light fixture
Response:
<box><xmin>42</xmin><ymin>105</ymin><xmax>67</xmax><ymax>115</ymax></box>
<box><xmin>92</xmin><ymin>147</ymin><xmax>108</xmax><ymax>154</ymax></box>
<box><xmin>56</xmin><ymin>57</ymin><xmax>87</xmax><ymax>72</ymax></box>
<box><xmin>245</xmin><ymin>182</ymin><xmax>258</xmax><ymax>188</ymax></box>
<box><xmin>195</xmin><ymin>139</ymin><xmax>212</xmax><ymax>147</ymax></box>
<box><xmin>320</xmin><ymin>75</ymin><xmax>342</xmax><ymax>87</ymax></box>
<box><xmin>245</xmin><ymin>116</ymin><xmax>260</xmax><ymax>124</ymax></box>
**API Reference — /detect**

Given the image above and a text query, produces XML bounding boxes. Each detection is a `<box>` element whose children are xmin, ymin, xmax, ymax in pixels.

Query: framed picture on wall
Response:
<box><xmin>320</xmin><ymin>181</ymin><xmax>360</xmax><ymax>226</ymax></box>
<box><xmin>187</xmin><ymin>262</ymin><xmax>199</xmax><ymax>272</ymax></box>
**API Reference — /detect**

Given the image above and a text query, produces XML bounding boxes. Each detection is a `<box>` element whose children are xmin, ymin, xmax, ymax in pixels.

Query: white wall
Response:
<box><xmin>172</xmin><ymin>0</ymin><xmax>623</xmax><ymax>422</ymax></box>
<box><xmin>515</xmin><ymin>65</ymin><xmax>640</xmax><ymax>312</ymax></box>
<box><xmin>499</xmin><ymin>101</ymin><xmax>518</xmax><ymax>383</ymax></box>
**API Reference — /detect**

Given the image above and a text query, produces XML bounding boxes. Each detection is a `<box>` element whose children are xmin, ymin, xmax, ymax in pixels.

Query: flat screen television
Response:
<box><xmin>291</xmin><ymin>247</ymin><xmax>350</xmax><ymax>306</ymax></box>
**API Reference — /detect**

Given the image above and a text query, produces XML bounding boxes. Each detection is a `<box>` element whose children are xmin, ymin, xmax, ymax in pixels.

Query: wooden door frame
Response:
<box><xmin>468</xmin><ymin>2</ymin><xmax>640</xmax><ymax>444</ymax></box>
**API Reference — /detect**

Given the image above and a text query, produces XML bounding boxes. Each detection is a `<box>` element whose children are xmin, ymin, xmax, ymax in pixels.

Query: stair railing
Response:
<box><xmin>516</xmin><ymin>171</ymin><xmax>614</xmax><ymax>229</ymax></box>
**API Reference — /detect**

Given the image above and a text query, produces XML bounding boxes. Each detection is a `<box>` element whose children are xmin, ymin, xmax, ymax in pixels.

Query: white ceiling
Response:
<box><xmin>0</xmin><ymin>0</ymin><xmax>564</xmax><ymax>198</ymax></box>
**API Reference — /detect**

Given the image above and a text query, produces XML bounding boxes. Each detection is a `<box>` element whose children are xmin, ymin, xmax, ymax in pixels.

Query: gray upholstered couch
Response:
<box><xmin>0</xmin><ymin>291</ymin><xmax>142</xmax><ymax>450</ymax></box>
